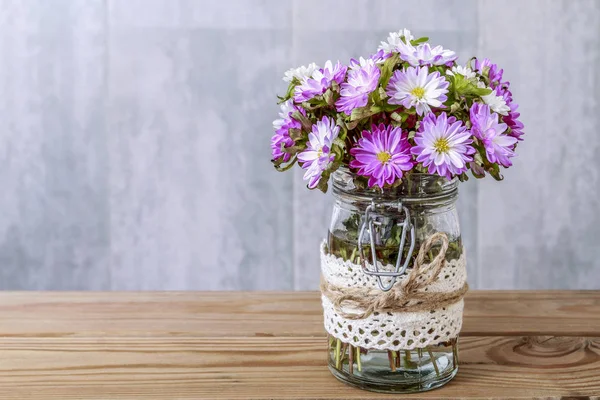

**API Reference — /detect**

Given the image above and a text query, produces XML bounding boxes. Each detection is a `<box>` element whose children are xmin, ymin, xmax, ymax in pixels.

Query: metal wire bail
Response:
<box><xmin>357</xmin><ymin>200</ymin><xmax>416</xmax><ymax>292</ymax></box>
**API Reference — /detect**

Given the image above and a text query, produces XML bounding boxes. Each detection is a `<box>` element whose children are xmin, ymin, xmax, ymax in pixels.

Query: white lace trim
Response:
<box><xmin>321</xmin><ymin>242</ymin><xmax>467</xmax><ymax>351</ymax></box>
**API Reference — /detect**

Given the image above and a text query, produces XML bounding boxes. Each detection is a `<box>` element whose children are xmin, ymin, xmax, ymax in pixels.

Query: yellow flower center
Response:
<box><xmin>376</xmin><ymin>151</ymin><xmax>392</xmax><ymax>164</ymax></box>
<box><xmin>433</xmin><ymin>138</ymin><xmax>450</xmax><ymax>153</ymax></box>
<box><xmin>411</xmin><ymin>86</ymin><xmax>426</xmax><ymax>99</ymax></box>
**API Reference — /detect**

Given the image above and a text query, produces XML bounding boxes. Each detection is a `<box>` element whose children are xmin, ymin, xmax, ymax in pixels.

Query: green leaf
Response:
<box><xmin>336</xmin><ymin>114</ymin><xmax>347</xmax><ymax>131</ymax></box>
<box><xmin>302</xmin><ymin>96</ymin><xmax>328</xmax><ymax>110</ymax></box>
<box><xmin>381</xmin><ymin>103</ymin><xmax>400</xmax><ymax>112</ymax></box>
<box><xmin>291</xmin><ymin>110</ymin><xmax>313</xmax><ymax>131</ymax></box>
<box><xmin>369</xmin><ymin>85</ymin><xmax>381</xmax><ymax>105</ymax></box>
<box><xmin>337</xmin><ymin>124</ymin><xmax>347</xmax><ymax>141</ymax></box>
<box><xmin>324</xmin><ymin>89</ymin><xmax>335</xmax><ymax>106</ymax></box>
<box><xmin>315</xmin><ymin>177</ymin><xmax>329</xmax><ymax>193</ymax></box>
<box><xmin>410</xmin><ymin>37</ymin><xmax>429</xmax><ymax>45</ymax></box>
<box><xmin>288</xmin><ymin>128</ymin><xmax>303</xmax><ymax>141</ymax></box>
<box><xmin>464</xmin><ymin>86</ymin><xmax>492</xmax><ymax>97</ymax></box>
<box><xmin>448</xmin><ymin>73</ymin><xmax>466</xmax><ymax>97</ymax></box>
<box><xmin>314</xmin><ymin>159</ymin><xmax>342</xmax><ymax>193</ymax></box>
<box><xmin>487</xmin><ymin>163</ymin><xmax>504</xmax><ymax>181</ymax></box>
<box><xmin>346</xmin><ymin>120</ymin><xmax>360</xmax><ymax>130</ymax></box>
<box><xmin>474</xmin><ymin>151</ymin><xmax>484</xmax><ymax>165</ymax></box>
<box><xmin>390</xmin><ymin>112</ymin><xmax>402</xmax><ymax>122</ymax></box>
<box><xmin>281</xmin><ymin>144</ymin><xmax>305</xmax><ymax>155</ymax></box>
<box><xmin>350</xmin><ymin>105</ymin><xmax>381</xmax><ymax>121</ymax></box>
<box><xmin>278</xmin><ymin>82</ymin><xmax>297</xmax><ymax>104</ymax></box>
<box><xmin>333</xmin><ymin>138</ymin><xmax>346</xmax><ymax>149</ymax></box>
<box><xmin>272</xmin><ymin>155</ymin><xmax>297</xmax><ymax>172</ymax></box>
<box><xmin>466</xmin><ymin>57</ymin><xmax>476</xmax><ymax>71</ymax></box>
<box><xmin>379</xmin><ymin>53</ymin><xmax>400</xmax><ymax>89</ymax></box>
<box><xmin>451</xmin><ymin>73</ymin><xmax>493</xmax><ymax>98</ymax></box>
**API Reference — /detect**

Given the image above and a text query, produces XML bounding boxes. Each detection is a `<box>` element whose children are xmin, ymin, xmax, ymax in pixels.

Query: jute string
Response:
<box><xmin>320</xmin><ymin>232</ymin><xmax>469</xmax><ymax>320</ymax></box>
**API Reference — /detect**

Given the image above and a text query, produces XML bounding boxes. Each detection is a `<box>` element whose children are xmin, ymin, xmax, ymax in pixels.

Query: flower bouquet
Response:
<box><xmin>271</xmin><ymin>29</ymin><xmax>523</xmax><ymax>393</ymax></box>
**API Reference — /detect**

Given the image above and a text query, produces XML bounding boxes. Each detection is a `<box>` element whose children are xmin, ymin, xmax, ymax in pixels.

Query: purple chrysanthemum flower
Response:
<box><xmin>386</xmin><ymin>66</ymin><xmax>449</xmax><ymax>116</ymax></box>
<box><xmin>478</xmin><ymin>60</ymin><xmax>524</xmax><ymax>141</ymax></box>
<box><xmin>470</xmin><ymin>103</ymin><xmax>517</xmax><ymax>167</ymax></box>
<box><xmin>399</xmin><ymin>43</ymin><xmax>458</xmax><ymax>67</ymax></box>
<box><xmin>271</xmin><ymin>100</ymin><xmax>303</xmax><ymax>162</ymax></box>
<box><xmin>325</xmin><ymin>60</ymin><xmax>348</xmax><ymax>85</ymax></box>
<box><xmin>496</xmin><ymin>87</ymin><xmax>524</xmax><ymax>140</ymax></box>
<box><xmin>294</xmin><ymin>60</ymin><xmax>347</xmax><ymax>103</ymax></box>
<box><xmin>349</xmin><ymin>124</ymin><xmax>414</xmax><ymax>188</ymax></box>
<box><xmin>297</xmin><ymin>116</ymin><xmax>340</xmax><ymax>189</ymax></box>
<box><xmin>370</xmin><ymin>49</ymin><xmax>392</xmax><ymax>64</ymax></box>
<box><xmin>473</xmin><ymin>58</ymin><xmax>505</xmax><ymax>88</ymax></box>
<box><xmin>335</xmin><ymin>61</ymin><xmax>381</xmax><ymax>114</ymax></box>
<box><xmin>504</xmin><ymin>104</ymin><xmax>524</xmax><ymax>140</ymax></box>
<box><xmin>271</xmin><ymin>125</ymin><xmax>295</xmax><ymax>162</ymax></box>
<box><xmin>349</xmin><ymin>49</ymin><xmax>391</xmax><ymax>70</ymax></box>
<box><xmin>411</xmin><ymin>112</ymin><xmax>475</xmax><ymax>179</ymax></box>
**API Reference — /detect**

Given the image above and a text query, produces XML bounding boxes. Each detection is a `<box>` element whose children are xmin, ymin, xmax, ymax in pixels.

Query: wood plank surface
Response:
<box><xmin>0</xmin><ymin>291</ymin><xmax>599</xmax><ymax>337</ymax></box>
<box><xmin>0</xmin><ymin>336</ymin><xmax>598</xmax><ymax>399</ymax></box>
<box><xmin>0</xmin><ymin>291</ymin><xmax>599</xmax><ymax>398</ymax></box>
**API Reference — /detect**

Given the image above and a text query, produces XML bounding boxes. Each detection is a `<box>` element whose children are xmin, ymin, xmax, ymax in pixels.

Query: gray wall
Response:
<box><xmin>0</xmin><ymin>0</ymin><xmax>598</xmax><ymax>290</ymax></box>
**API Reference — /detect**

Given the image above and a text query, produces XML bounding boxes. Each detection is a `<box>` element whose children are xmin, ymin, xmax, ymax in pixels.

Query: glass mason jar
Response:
<box><xmin>324</xmin><ymin>167</ymin><xmax>464</xmax><ymax>393</ymax></box>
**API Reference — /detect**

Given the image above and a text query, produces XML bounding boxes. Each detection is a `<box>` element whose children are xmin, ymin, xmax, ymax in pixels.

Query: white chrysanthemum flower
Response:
<box><xmin>378</xmin><ymin>29</ymin><xmax>414</xmax><ymax>53</ymax></box>
<box><xmin>447</xmin><ymin>65</ymin><xmax>476</xmax><ymax>80</ymax></box>
<box><xmin>386</xmin><ymin>66</ymin><xmax>450</xmax><ymax>116</ymax></box>
<box><xmin>477</xmin><ymin>82</ymin><xmax>510</xmax><ymax>115</ymax></box>
<box><xmin>283</xmin><ymin>63</ymin><xmax>320</xmax><ymax>83</ymax></box>
<box><xmin>482</xmin><ymin>93</ymin><xmax>510</xmax><ymax>115</ymax></box>
<box><xmin>272</xmin><ymin>100</ymin><xmax>295</xmax><ymax>130</ymax></box>
<box><xmin>400</xmin><ymin>43</ymin><xmax>457</xmax><ymax>67</ymax></box>
<box><xmin>297</xmin><ymin>116</ymin><xmax>340</xmax><ymax>189</ymax></box>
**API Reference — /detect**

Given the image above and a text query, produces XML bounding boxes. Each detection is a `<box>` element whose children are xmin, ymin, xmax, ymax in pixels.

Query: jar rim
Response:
<box><xmin>331</xmin><ymin>167</ymin><xmax>458</xmax><ymax>202</ymax></box>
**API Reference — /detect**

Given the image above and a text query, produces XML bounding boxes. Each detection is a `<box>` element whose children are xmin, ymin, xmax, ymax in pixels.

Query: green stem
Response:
<box><xmin>340</xmin><ymin>343</ymin><xmax>348</xmax><ymax>364</ymax></box>
<box><xmin>427</xmin><ymin>348</ymin><xmax>440</xmax><ymax>377</ymax></box>
<box><xmin>388</xmin><ymin>350</ymin><xmax>397</xmax><ymax>372</ymax></box>
<box><xmin>349</xmin><ymin>247</ymin><xmax>357</xmax><ymax>263</ymax></box>
<box><xmin>348</xmin><ymin>345</ymin><xmax>354</xmax><ymax>375</ymax></box>
<box><xmin>356</xmin><ymin>346</ymin><xmax>362</xmax><ymax>372</ymax></box>
<box><xmin>335</xmin><ymin>339</ymin><xmax>341</xmax><ymax>369</ymax></box>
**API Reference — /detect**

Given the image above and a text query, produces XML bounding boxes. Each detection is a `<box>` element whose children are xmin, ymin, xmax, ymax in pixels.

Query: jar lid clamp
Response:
<box><xmin>357</xmin><ymin>200</ymin><xmax>416</xmax><ymax>292</ymax></box>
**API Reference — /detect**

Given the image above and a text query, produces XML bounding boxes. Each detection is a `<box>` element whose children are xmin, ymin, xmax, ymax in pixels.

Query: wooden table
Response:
<box><xmin>0</xmin><ymin>291</ymin><xmax>598</xmax><ymax>399</ymax></box>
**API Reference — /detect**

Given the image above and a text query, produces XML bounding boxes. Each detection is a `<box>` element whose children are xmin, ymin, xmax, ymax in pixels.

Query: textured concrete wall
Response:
<box><xmin>0</xmin><ymin>0</ymin><xmax>598</xmax><ymax>290</ymax></box>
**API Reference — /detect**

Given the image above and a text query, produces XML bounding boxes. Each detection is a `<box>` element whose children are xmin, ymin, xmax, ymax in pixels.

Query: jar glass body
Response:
<box><xmin>325</xmin><ymin>168</ymin><xmax>463</xmax><ymax>393</ymax></box>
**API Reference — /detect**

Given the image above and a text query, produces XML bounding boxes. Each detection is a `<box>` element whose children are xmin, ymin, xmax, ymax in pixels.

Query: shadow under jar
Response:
<box><xmin>323</xmin><ymin>168</ymin><xmax>465</xmax><ymax>393</ymax></box>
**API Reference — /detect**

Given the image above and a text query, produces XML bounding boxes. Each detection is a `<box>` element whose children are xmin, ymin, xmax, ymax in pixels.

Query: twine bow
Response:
<box><xmin>320</xmin><ymin>232</ymin><xmax>469</xmax><ymax>320</ymax></box>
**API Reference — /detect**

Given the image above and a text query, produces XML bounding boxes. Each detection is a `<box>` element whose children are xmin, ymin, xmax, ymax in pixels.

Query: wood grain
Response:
<box><xmin>0</xmin><ymin>291</ymin><xmax>599</xmax><ymax>337</ymax></box>
<box><xmin>0</xmin><ymin>336</ymin><xmax>598</xmax><ymax>399</ymax></box>
<box><xmin>0</xmin><ymin>291</ymin><xmax>599</xmax><ymax>398</ymax></box>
